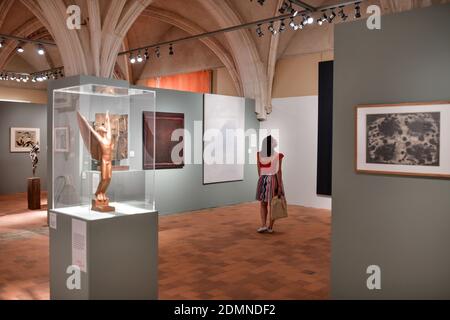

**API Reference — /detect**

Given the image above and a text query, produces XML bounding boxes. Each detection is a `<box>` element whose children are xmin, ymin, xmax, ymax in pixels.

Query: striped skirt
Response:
<box><xmin>256</xmin><ymin>174</ymin><xmax>284</xmax><ymax>204</ymax></box>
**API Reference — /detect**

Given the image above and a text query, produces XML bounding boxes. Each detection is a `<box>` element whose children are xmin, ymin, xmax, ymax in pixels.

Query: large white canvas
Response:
<box><xmin>203</xmin><ymin>94</ymin><xmax>245</xmax><ymax>184</ymax></box>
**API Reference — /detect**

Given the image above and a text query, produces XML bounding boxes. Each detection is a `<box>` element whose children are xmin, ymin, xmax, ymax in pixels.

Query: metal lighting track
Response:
<box><xmin>118</xmin><ymin>0</ymin><xmax>365</xmax><ymax>56</ymax></box>
<box><xmin>0</xmin><ymin>33</ymin><xmax>57</xmax><ymax>46</ymax></box>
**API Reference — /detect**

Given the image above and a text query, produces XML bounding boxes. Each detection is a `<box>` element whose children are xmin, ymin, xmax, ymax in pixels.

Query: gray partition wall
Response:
<box><xmin>47</xmin><ymin>76</ymin><xmax>259</xmax><ymax>215</ymax></box>
<box><xmin>332</xmin><ymin>5</ymin><xmax>450</xmax><ymax>299</ymax></box>
<box><xmin>0</xmin><ymin>102</ymin><xmax>47</xmax><ymax>194</ymax></box>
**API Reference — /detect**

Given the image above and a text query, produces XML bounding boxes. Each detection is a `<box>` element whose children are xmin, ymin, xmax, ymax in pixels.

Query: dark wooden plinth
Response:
<box><xmin>27</xmin><ymin>177</ymin><xmax>41</xmax><ymax>210</ymax></box>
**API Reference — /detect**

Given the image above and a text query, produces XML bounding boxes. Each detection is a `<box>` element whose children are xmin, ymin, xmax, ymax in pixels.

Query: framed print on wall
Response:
<box><xmin>355</xmin><ymin>101</ymin><xmax>450</xmax><ymax>178</ymax></box>
<box><xmin>10</xmin><ymin>127</ymin><xmax>40</xmax><ymax>153</ymax></box>
<box><xmin>143</xmin><ymin>111</ymin><xmax>184</xmax><ymax>170</ymax></box>
<box><xmin>54</xmin><ymin>127</ymin><xmax>70</xmax><ymax>153</ymax></box>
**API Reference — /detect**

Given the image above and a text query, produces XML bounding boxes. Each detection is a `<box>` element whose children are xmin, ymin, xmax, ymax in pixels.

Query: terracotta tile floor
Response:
<box><xmin>0</xmin><ymin>193</ymin><xmax>331</xmax><ymax>300</ymax></box>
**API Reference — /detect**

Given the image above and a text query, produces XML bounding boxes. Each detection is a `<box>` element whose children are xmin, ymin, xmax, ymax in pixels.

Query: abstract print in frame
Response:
<box><xmin>143</xmin><ymin>111</ymin><xmax>185</xmax><ymax>170</ymax></box>
<box><xmin>355</xmin><ymin>101</ymin><xmax>450</xmax><ymax>178</ymax></box>
<box><xmin>10</xmin><ymin>128</ymin><xmax>40</xmax><ymax>153</ymax></box>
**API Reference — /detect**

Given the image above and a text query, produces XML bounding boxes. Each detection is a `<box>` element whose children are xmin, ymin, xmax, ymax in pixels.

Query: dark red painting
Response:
<box><xmin>143</xmin><ymin>112</ymin><xmax>184</xmax><ymax>170</ymax></box>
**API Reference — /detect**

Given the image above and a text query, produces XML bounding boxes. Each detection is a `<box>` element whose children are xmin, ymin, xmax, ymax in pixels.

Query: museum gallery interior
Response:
<box><xmin>0</xmin><ymin>0</ymin><xmax>449</xmax><ymax>301</ymax></box>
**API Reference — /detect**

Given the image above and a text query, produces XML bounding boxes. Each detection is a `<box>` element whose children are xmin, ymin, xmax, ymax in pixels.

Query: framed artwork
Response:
<box><xmin>54</xmin><ymin>127</ymin><xmax>69</xmax><ymax>152</ymax></box>
<box><xmin>203</xmin><ymin>94</ymin><xmax>245</xmax><ymax>184</ymax></box>
<box><xmin>10</xmin><ymin>127</ymin><xmax>40</xmax><ymax>152</ymax></box>
<box><xmin>355</xmin><ymin>101</ymin><xmax>450</xmax><ymax>178</ymax></box>
<box><xmin>143</xmin><ymin>111</ymin><xmax>184</xmax><ymax>170</ymax></box>
<box><xmin>95</xmin><ymin>113</ymin><xmax>128</xmax><ymax>160</ymax></box>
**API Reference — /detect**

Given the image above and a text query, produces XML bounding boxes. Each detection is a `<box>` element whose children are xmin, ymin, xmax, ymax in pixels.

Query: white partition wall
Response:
<box><xmin>261</xmin><ymin>96</ymin><xmax>332</xmax><ymax>210</ymax></box>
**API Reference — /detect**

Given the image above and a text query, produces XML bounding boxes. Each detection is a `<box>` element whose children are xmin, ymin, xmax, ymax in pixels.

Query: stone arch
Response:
<box><xmin>141</xmin><ymin>6</ymin><xmax>243</xmax><ymax>96</ymax></box>
<box><xmin>198</xmin><ymin>0</ymin><xmax>269</xmax><ymax>119</ymax></box>
<box><xmin>20</xmin><ymin>0</ymin><xmax>154</xmax><ymax>77</ymax></box>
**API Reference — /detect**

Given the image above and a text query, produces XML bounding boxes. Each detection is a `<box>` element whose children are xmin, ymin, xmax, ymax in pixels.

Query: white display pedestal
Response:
<box><xmin>49</xmin><ymin>205</ymin><xmax>158</xmax><ymax>300</ymax></box>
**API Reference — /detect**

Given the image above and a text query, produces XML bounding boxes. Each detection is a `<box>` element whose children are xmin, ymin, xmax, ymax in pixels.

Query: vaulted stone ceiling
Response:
<box><xmin>0</xmin><ymin>0</ymin><xmax>447</xmax><ymax>117</ymax></box>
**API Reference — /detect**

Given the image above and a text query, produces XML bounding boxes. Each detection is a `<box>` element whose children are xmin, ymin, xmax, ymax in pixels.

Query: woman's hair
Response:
<box><xmin>260</xmin><ymin>135</ymin><xmax>277</xmax><ymax>157</ymax></box>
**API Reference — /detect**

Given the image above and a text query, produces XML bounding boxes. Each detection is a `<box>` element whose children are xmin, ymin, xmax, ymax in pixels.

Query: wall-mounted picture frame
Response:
<box><xmin>54</xmin><ymin>127</ymin><xmax>70</xmax><ymax>153</ymax></box>
<box><xmin>10</xmin><ymin>127</ymin><xmax>40</xmax><ymax>153</ymax></box>
<box><xmin>355</xmin><ymin>101</ymin><xmax>450</xmax><ymax>178</ymax></box>
<box><xmin>143</xmin><ymin>111</ymin><xmax>185</xmax><ymax>170</ymax></box>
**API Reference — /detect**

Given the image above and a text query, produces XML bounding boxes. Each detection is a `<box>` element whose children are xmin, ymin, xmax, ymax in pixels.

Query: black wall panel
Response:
<box><xmin>317</xmin><ymin>60</ymin><xmax>334</xmax><ymax>196</ymax></box>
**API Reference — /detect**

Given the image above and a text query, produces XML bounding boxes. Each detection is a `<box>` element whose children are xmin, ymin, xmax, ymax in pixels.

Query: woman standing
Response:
<box><xmin>256</xmin><ymin>135</ymin><xmax>285</xmax><ymax>233</ymax></box>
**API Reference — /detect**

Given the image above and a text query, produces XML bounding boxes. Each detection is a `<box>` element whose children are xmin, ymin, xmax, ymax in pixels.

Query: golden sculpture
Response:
<box><xmin>77</xmin><ymin>111</ymin><xmax>115</xmax><ymax>212</ymax></box>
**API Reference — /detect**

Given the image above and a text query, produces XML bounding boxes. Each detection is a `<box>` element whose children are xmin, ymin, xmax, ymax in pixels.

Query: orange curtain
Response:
<box><xmin>145</xmin><ymin>70</ymin><xmax>211</xmax><ymax>94</ymax></box>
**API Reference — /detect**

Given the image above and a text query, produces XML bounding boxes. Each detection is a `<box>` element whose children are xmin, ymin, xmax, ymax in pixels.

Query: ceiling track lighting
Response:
<box><xmin>120</xmin><ymin>1</ymin><xmax>365</xmax><ymax>56</ymax></box>
<box><xmin>268</xmin><ymin>21</ymin><xmax>277</xmax><ymax>35</ymax></box>
<box><xmin>36</xmin><ymin>44</ymin><xmax>45</xmax><ymax>55</ymax></box>
<box><xmin>137</xmin><ymin>51</ymin><xmax>144</xmax><ymax>63</ymax></box>
<box><xmin>16</xmin><ymin>42</ymin><xmax>25</xmax><ymax>53</ymax></box>
<box><xmin>0</xmin><ymin>67</ymin><xmax>64</xmax><ymax>83</ymax></box>
<box><xmin>279</xmin><ymin>1</ymin><xmax>290</xmax><ymax>14</ymax></box>
<box><xmin>355</xmin><ymin>2</ymin><xmax>361</xmax><ymax>19</ymax></box>
<box><xmin>328</xmin><ymin>9</ymin><xmax>336</xmax><ymax>23</ymax></box>
<box><xmin>256</xmin><ymin>24</ymin><xmax>264</xmax><ymax>37</ymax></box>
<box><xmin>279</xmin><ymin>19</ymin><xmax>286</xmax><ymax>33</ymax></box>
<box><xmin>129</xmin><ymin>53</ymin><xmax>136</xmax><ymax>64</ymax></box>
<box><xmin>318</xmin><ymin>11</ymin><xmax>328</xmax><ymax>25</ymax></box>
<box><xmin>338</xmin><ymin>6</ymin><xmax>348</xmax><ymax>21</ymax></box>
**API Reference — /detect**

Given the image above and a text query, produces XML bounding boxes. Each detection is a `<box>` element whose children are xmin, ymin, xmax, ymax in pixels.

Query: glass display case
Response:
<box><xmin>52</xmin><ymin>84</ymin><xmax>156</xmax><ymax>216</ymax></box>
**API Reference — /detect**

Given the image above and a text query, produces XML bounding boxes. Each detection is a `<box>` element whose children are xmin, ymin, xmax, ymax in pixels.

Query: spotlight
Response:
<box><xmin>279</xmin><ymin>19</ymin><xmax>286</xmax><ymax>33</ymax></box>
<box><xmin>169</xmin><ymin>44</ymin><xmax>174</xmax><ymax>55</ymax></box>
<box><xmin>318</xmin><ymin>12</ymin><xmax>327</xmax><ymax>25</ymax></box>
<box><xmin>144</xmin><ymin>48</ymin><xmax>149</xmax><ymax>60</ymax></box>
<box><xmin>32</xmin><ymin>77</ymin><xmax>37</xmax><ymax>82</ymax></box>
<box><xmin>0</xmin><ymin>38</ymin><xmax>4</xmax><ymax>48</ymax></box>
<box><xmin>137</xmin><ymin>52</ymin><xmax>143</xmax><ymax>63</ymax></box>
<box><xmin>289</xmin><ymin>18</ymin><xmax>295</xmax><ymax>28</ymax></box>
<box><xmin>268</xmin><ymin>21</ymin><xmax>277</xmax><ymax>35</ymax></box>
<box><xmin>290</xmin><ymin>8</ymin><xmax>299</xmax><ymax>17</ymax></box>
<box><xmin>355</xmin><ymin>2</ymin><xmax>361</xmax><ymax>19</ymax></box>
<box><xmin>129</xmin><ymin>53</ymin><xmax>136</xmax><ymax>64</ymax></box>
<box><xmin>155</xmin><ymin>47</ymin><xmax>161</xmax><ymax>58</ymax></box>
<box><xmin>338</xmin><ymin>6</ymin><xmax>348</xmax><ymax>21</ymax></box>
<box><xmin>257</xmin><ymin>0</ymin><xmax>265</xmax><ymax>5</ymax></box>
<box><xmin>279</xmin><ymin>1</ymin><xmax>289</xmax><ymax>14</ymax></box>
<box><xmin>37</xmin><ymin>44</ymin><xmax>45</xmax><ymax>55</ymax></box>
<box><xmin>328</xmin><ymin>9</ymin><xmax>336</xmax><ymax>23</ymax></box>
<box><xmin>256</xmin><ymin>24</ymin><xmax>264</xmax><ymax>37</ymax></box>
<box><xmin>301</xmin><ymin>15</ymin><xmax>310</xmax><ymax>27</ymax></box>
<box><xmin>16</xmin><ymin>44</ymin><xmax>24</xmax><ymax>53</ymax></box>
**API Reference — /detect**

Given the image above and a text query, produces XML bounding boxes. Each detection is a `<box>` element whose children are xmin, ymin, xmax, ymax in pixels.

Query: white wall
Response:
<box><xmin>261</xmin><ymin>96</ymin><xmax>331</xmax><ymax>210</ymax></box>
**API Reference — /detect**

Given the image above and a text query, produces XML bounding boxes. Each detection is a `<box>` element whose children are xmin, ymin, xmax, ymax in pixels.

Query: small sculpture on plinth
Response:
<box><xmin>29</xmin><ymin>142</ymin><xmax>40</xmax><ymax>176</ymax></box>
<box><xmin>77</xmin><ymin>111</ymin><xmax>115</xmax><ymax>213</ymax></box>
<box><xmin>27</xmin><ymin>142</ymin><xmax>41</xmax><ymax>210</ymax></box>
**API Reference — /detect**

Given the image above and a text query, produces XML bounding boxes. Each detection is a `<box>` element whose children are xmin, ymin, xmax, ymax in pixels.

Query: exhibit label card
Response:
<box><xmin>72</xmin><ymin>219</ymin><xmax>87</xmax><ymax>272</ymax></box>
<box><xmin>49</xmin><ymin>212</ymin><xmax>57</xmax><ymax>230</ymax></box>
